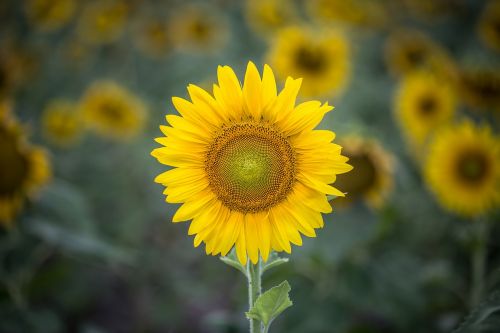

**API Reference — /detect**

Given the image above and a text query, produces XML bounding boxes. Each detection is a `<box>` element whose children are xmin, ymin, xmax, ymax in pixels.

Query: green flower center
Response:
<box><xmin>206</xmin><ymin>122</ymin><xmax>295</xmax><ymax>213</ymax></box>
<box><xmin>0</xmin><ymin>130</ymin><xmax>28</xmax><ymax>196</ymax></box>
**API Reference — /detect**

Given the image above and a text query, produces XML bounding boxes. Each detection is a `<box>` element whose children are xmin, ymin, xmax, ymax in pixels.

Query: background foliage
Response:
<box><xmin>0</xmin><ymin>0</ymin><xmax>499</xmax><ymax>332</ymax></box>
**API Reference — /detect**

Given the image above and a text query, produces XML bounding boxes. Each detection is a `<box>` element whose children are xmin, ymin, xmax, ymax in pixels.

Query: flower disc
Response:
<box><xmin>206</xmin><ymin>122</ymin><xmax>295</xmax><ymax>213</ymax></box>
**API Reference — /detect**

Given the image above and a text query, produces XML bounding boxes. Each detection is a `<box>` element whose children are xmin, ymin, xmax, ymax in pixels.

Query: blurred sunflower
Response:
<box><xmin>152</xmin><ymin>62</ymin><xmax>352</xmax><ymax>264</ymax></box>
<box><xmin>133</xmin><ymin>17</ymin><xmax>170</xmax><ymax>58</ymax></box>
<box><xmin>0</xmin><ymin>44</ymin><xmax>40</xmax><ymax>97</ymax></box>
<box><xmin>25</xmin><ymin>0</ymin><xmax>76</xmax><ymax>32</ymax></box>
<box><xmin>306</xmin><ymin>0</ymin><xmax>388</xmax><ymax>29</ymax></box>
<box><xmin>385</xmin><ymin>29</ymin><xmax>456</xmax><ymax>78</ymax></box>
<box><xmin>80</xmin><ymin>81</ymin><xmax>147</xmax><ymax>140</ymax></box>
<box><xmin>333</xmin><ymin>136</ymin><xmax>394</xmax><ymax>208</ymax></box>
<box><xmin>42</xmin><ymin>99</ymin><xmax>82</xmax><ymax>147</ymax></box>
<box><xmin>402</xmin><ymin>0</ymin><xmax>461</xmax><ymax>21</ymax></box>
<box><xmin>424</xmin><ymin>121</ymin><xmax>500</xmax><ymax>217</ymax></box>
<box><xmin>0</xmin><ymin>106</ymin><xmax>51</xmax><ymax>226</ymax></box>
<box><xmin>395</xmin><ymin>71</ymin><xmax>456</xmax><ymax>151</ymax></box>
<box><xmin>267</xmin><ymin>26</ymin><xmax>351</xmax><ymax>98</ymax></box>
<box><xmin>458</xmin><ymin>67</ymin><xmax>500</xmax><ymax>113</ymax></box>
<box><xmin>245</xmin><ymin>0</ymin><xmax>298</xmax><ymax>36</ymax></box>
<box><xmin>169</xmin><ymin>6</ymin><xmax>228</xmax><ymax>52</ymax></box>
<box><xmin>478</xmin><ymin>0</ymin><xmax>500</xmax><ymax>52</ymax></box>
<box><xmin>77</xmin><ymin>0</ymin><xmax>128</xmax><ymax>45</ymax></box>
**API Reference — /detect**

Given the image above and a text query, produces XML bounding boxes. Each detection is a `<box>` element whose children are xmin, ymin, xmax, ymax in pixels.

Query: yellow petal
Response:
<box><xmin>243</xmin><ymin>61</ymin><xmax>262</xmax><ymax>120</ymax></box>
<box><xmin>245</xmin><ymin>214</ymin><xmax>260</xmax><ymax>264</ymax></box>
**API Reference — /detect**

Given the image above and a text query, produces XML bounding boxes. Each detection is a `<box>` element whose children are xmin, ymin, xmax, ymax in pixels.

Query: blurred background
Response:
<box><xmin>0</xmin><ymin>0</ymin><xmax>499</xmax><ymax>332</ymax></box>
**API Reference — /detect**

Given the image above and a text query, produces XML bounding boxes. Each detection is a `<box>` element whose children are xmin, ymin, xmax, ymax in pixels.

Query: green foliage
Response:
<box><xmin>246</xmin><ymin>281</ymin><xmax>293</xmax><ymax>331</ymax></box>
<box><xmin>454</xmin><ymin>289</ymin><xmax>500</xmax><ymax>333</ymax></box>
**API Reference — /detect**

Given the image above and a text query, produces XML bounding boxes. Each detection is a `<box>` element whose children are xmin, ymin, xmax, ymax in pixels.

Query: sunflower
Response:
<box><xmin>77</xmin><ymin>0</ymin><xmax>128</xmax><ymax>45</ymax></box>
<box><xmin>151</xmin><ymin>62</ymin><xmax>352</xmax><ymax>264</ymax></box>
<box><xmin>424</xmin><ymin>121</ymin><xmax>500</xmax><ymax>217</ymax></box>
<box><xmin>133</xmin><ymin>17</ymin><xmax>170</xmax><ymax>58</ymax></box>
<box><xmin>384</xmin><ymin>29</ymin><xmax>455</xmax><ymax>79</ymax></box>
<box><xmin>42</xmin><ymin>99</ymin><xmax>82</xmax><ymax>147</ymax></box>
<box><xmin>306</xmin><ymin>0</ymin><xmax>388</xmax><ymax>29</ymax></box>
<box><xmin>267</xmin><ymin>26</ymin><xmax>351</xmax><ymax>98</ymax></box>
<box><xmin>333</xmin><ymin>136</ymin><xmax>394</xmax><ymax>208</ymax></box>
<box><xmin>168</xmin><ymin>5</ymin><xmax>228</xmax><ymax>52</ymax></box>
<box><xmin>25</xmin><ymin>0</ymin><xmax>76</xmax><ymax>32</ymax></box>
<box><xmin>478</xmin><ymin>0</ymin><xmax>500</xmax><ymax>53</ymax></box>
<box><xmin>402</xmin><ymin>0</ymin><xmax>460</xmax><ymax>21</ymax></box>
<box><xmin>458</xmin><ymin>67</ymin><xmax>500</xmax><ymax>113</ymax></box>
<box><xmin>394</xmin><ymin>71</ymin><xmax>456</xmax><ymax>151</ymax></box>
<box><xmin>245</xmin><ymin>0</ymin><xmax>298</xmax><ymax>36</ymax></box>
<box><xmin>80</xmin><ymin>80</ymin><xmax>147</xmax><ymax>140</ymax></box>
<box><xmin>0</xmin><ymin>110</ymin><xmax>51</xmax><ymax>226</ymax></box>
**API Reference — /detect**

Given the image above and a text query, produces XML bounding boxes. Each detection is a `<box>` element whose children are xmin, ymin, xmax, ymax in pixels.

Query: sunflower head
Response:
<box><xmin>42</xmin><ymin>99</ymin><xmax>83</xmax><ymax>147</ymax></box>
<box><xmin>478</xmin><ymin>0</ymin><xmax>500</xmax><ymax>52</ymax></box>
<box><xmin>25</xmin><ymin>0</ymin><xmax>76</xmax><ymax>32</ymax></box>
<box><xmin>385</xmin><ymin>29</ymin><xmax>456</xmax><ymax>78</ymax></box>
<box><xmin>152</xmin><ymin>62</ymin><xmax>352</xmax><ymax>264</ymax></box>
<box><xmin>267</xmin><ymin>26</ymin><xmax>351</xmax><ymax>98</ymax></box>
<box><xmin>333</xmin><ymin>136</ymin><xmax>394</xmax><ymax>208</ymax></box>
<box><xmin>395</xmin><ymin>71</ymin><xmax>457</xmax><ymax>152</ymax></box>
<box><xmin>0</xmin><ymin>112</ymin><xmax>51</xmax><ymax>226</ymax></box>
<box><xmin>424</xmin><ymin>121</ymin><xmax>500</xmax><ymax>217</ymax></box>
<box><xmin>306</xmin><ymin>0</ymin><xmax>388</xmax><ymax>29</ymax></box>
<box><xmin>80</xmin><ymin>80</ymin><xmax>147</xmax><ymax>140</ymax></box>
<box><xmin>169</xmin><ymin>6</ymin><xmax>228</xmax><ymax>52</ymax></box>
<box><xmin>245</xmin><ymin>0</ymin><xmax>298</xmax><ymax>36</ymax></box>
<box><xmin>133</xmin><ymin>18</ymin><xmax>170</xmax><ymax>58</ymax></box>
<box><xmin>77</xmin><ymin>0</ymin><xmax>128</xmax><ymax>45</ymax></box>
<box><xmin>458</xmin><ymin>67</ymin><xmax>500</xmax><ymax>113</ymax></box>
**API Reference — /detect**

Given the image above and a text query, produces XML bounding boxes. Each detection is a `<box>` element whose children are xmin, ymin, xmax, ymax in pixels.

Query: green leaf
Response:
<box><xmin>246</xmin><ymin>281</ymin><xmax>293</xmax><ymax>328</ymax></box>
<box><xmin>220</xmin><ymin>249</ymin><xmax>247</xmax><ymax>276</ymax></box>
<box><xmin>262</xmin><ymin>252</ymin><xmax>289</xmax><ymax>274</ymax></box>
<box><xmin>453</xmin><ymin>289</ymin><xmax>500</xmax><ymax>333</ymax></box>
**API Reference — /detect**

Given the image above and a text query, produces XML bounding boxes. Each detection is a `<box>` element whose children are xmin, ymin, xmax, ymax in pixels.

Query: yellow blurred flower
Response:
<box><xmin>151</xmin><ymin>62</ymin><xmax>352</xmax><ymax>264</ymax></box>
<box><xmin>42</xmin><ymin>99</ymin><xmax>83</xmax><ymax>147</ymax></box>
<box><xmin>334</xmin><ymin>136</ymin><xmax>394</xmax><ymax>209</ymax></box>
<box><xmin>306</xmin><ymin>0</ymin><xmax>388</xmax><ymax>29</ymax></box>
<box><xmin>77</xmin><ymin>0</ymin><xmax>128</xmax><ymax>45</ymax></box>
<box><xmin>0</xmin><ymin>108</ymin><xmax>51</xmax><ymax>226</ymax></box>
<box><xmin>458</xmin><ymin>67</ymin><xmax>500</xmax><ymax>114</ymax></box>
<box><xmin>169</xmin><ymin>6</ymin><xmax>228</xmax><ymax>52</ymax></box>
<box><xmin>385</xmin><ymin>29</ymin><xmax>456</xmax><ymax>78</ymax></box>
<box><xmin>245</xmin><ymin>0</ymin><xmax>299</xmax><ymax>36</ymax></box>
<box><xmin>0</xmin><ymin>43</ymin><xmax>40</xmax><ymax>98</ymax></box>
<box><xmin>402</xmin><ymin>0</ymin><xmax>460</xmax><ymax>21</ymax></box>
<box><xmin>395</xmin><ymin>71</ymin><xmax>457</xmax><ymax>151</ymax></box>
<box><xmin>478</xmin><ymin>0</ymin><xmax>500</xmax><ymax>52</ymax></box>
<box><xmin>133</xmin><ymin>17</ymin><xmax>171</xmax><ymax>58</ymax></box>
<box><xmin>25</xmin><ymin>0</ymin><xmax>76</xmax><ymax>32</ymax></box>
<box><xmin>267</xmin><ymin>26</ymin><xmax>351</xmax><ymax>98</ymax></box>
<box><xmin>80</xmin><ymin>81</ymin><xmax>147</xmax><ymax>140</ymax></box>
<box><xmin>424</xmin><ymin>121</ymin><xmax>500</xmax><ymax>217</ymax></box>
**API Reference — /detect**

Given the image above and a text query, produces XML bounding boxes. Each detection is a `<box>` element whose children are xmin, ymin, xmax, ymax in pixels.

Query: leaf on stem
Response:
<box><xmin>246</xmin><ymin>280</ymin><xmax>293</xmax><ymax>328</ymax></box>
<box><xmin>220</xmin><ymin>249</ymin><xmax>247</xmax><ymax>276</ymax></box>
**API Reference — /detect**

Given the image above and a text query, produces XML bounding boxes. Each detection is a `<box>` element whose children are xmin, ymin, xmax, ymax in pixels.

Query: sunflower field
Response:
<box><xmin>1</xmin><ymin>0</ymin><xmax>499</xmax><ymax>332</ymax></box>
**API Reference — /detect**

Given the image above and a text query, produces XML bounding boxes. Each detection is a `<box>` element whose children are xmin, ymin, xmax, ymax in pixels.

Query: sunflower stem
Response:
<box><xmin>470</xmin><ymin>217</ymin><xmax>488</xmax><ymax>308</ymax></box>
<box><xmin>247</xmin><ymin>258</ymin><xmax>262</xmax><ymax>333</ymax></box>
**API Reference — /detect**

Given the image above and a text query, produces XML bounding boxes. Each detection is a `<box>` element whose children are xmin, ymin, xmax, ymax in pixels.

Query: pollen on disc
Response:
<box><xmin>205</xmin><ymin>122</ymin><xmax>295</xmax><ymax>213</ymax></box>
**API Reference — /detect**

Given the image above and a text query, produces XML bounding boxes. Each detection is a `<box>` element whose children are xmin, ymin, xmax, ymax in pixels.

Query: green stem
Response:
<box><xmin>470</xmin><ymin>218</ymin><xmax>488</xmax><ymax>308</ymax></box>
<box><xmin>247</xmin><ymin>258</ymin><xmax>262</xmax><ymax>333</ymax></box>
